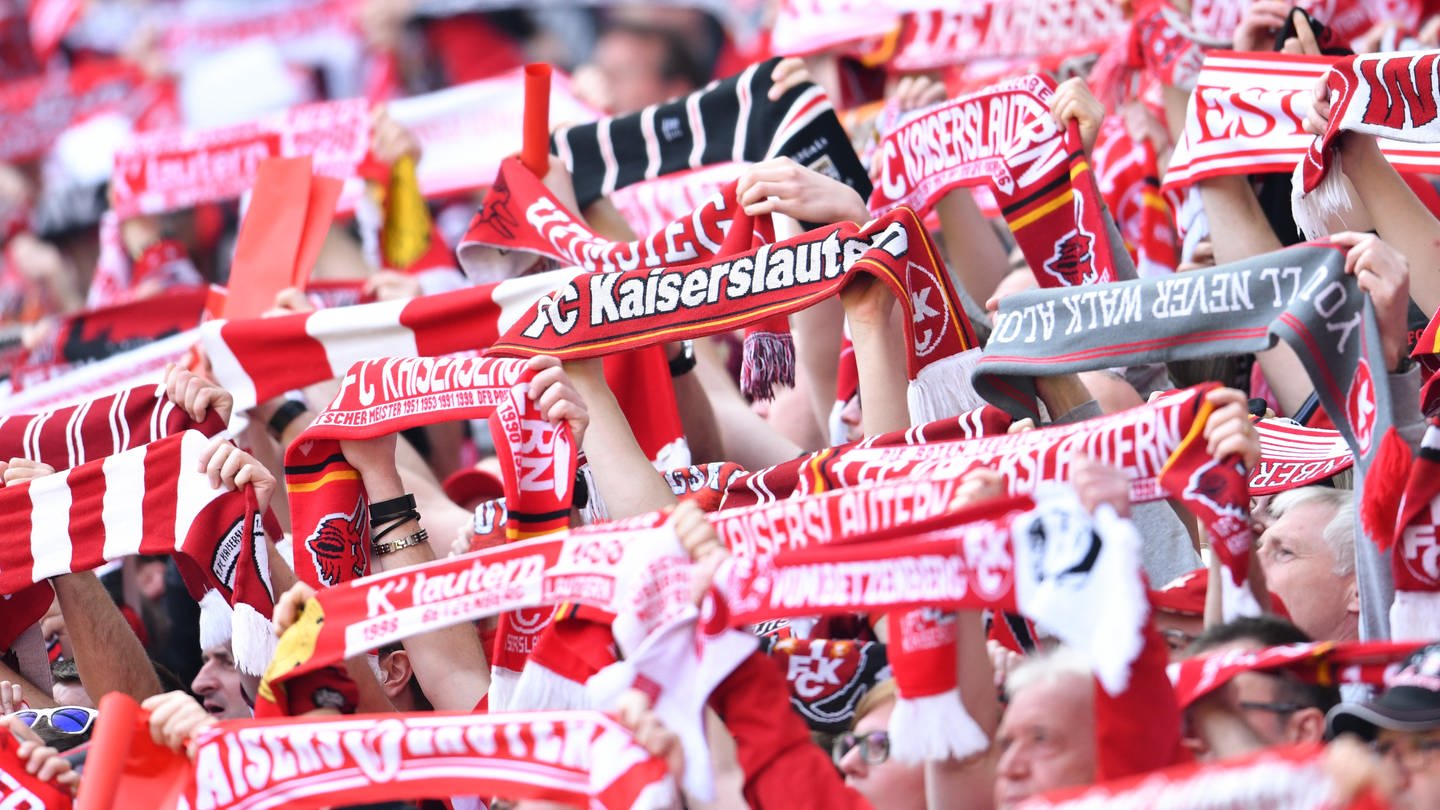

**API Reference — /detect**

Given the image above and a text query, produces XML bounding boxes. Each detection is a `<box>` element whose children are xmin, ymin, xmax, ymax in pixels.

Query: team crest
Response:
<box><xmin>305</xmin><ymin>498</ymin><xmax>368</xmax><ymax>587</ymax></box>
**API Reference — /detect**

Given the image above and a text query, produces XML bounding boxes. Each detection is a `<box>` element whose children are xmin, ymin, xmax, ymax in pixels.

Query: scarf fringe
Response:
<box><xmin>887</xmin><ymin>691</ymin><xmax>990</xmax><ymax>764</ymax></box>
<box><xmin>509</xmin><ymin>660</ymin><xmax>595</xmax><ymax>711</ymax></box>
<box><xmin>488</xmin><ymin>666</ymin><xmax>521</xmax><ymax>712</ymax></box>
<box><xmin>1390</xmin><ymin>591</ymin><xmax>1440</xmax><ymax>641</ymax></box>
<box><xmin>1290</xmin><ymin>153</ymin><xmax>1349</xmax><ymax>241</ymax></box>
<box><xmin>231</xmin><ymin>600</ymin><xmax>279</xmax><ymax>677</ymax></box>
<box><xmin>199</xmin><ymin>589</ymin><xmax>234</xmax><ymax>650</ymax></box>
<box><xmin>740</xmin><ymin>331</ymin><xmax>796</xmax><ymax>401</ymax></box>
<box><xmin>906</xmin><ymin>348</ymin><xmax>987</xmax><ymax>423</ymax></box>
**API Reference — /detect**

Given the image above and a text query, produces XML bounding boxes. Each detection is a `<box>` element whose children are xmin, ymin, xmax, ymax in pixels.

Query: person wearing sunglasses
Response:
<box><xmin>6</xmin><ymin>706</ymin><xmax>96</xmax><ymax>753</ymax></box>
<box><xmin>832</xmin><ymin>680</ymin><xmax>926</xmax><ymax>810</ymax></box>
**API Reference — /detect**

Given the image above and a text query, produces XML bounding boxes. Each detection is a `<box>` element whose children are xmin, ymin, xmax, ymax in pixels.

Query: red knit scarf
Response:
<box><xmin>0</xmin><ymin>58</ymin><xmax>159</xmax><ymax>164</ymax></box>
<box><xmin>1093</xmin><ymin>116</ymin><xmax>1179</xmax><ymax>277</ymax></box>
<box><xmin>86</xmin><ymin>693</ymin><xmax>673</xmax><ymax>810</ymax></box>
<box><xmin>891</xmin><ymin>2</ymin><xmax>1128</xmax><ymax>70</ymax></box>
<box><xmin>0</xmin><ymin>732</ymin><xmax>72</xmax><ymax>808</ymax></box>
<box><xmin>486</xmin><ymin>206</ymin><xmax>982</xmax><ymax>413</ymax></box>
<box><xmin>1169</xmin><ymin>640</ymin><xmax>1426</xmax><ymax>710</ymax></box>
<box><xmin>867</xmin><ymin>74</ymin><xmax>1121</xmax><ymax>288</ymax></box>
<box><xmin>0</xmin><ymin>430</ymin><xmax>273</xmax><ymax>673</ymax></box>
<box><xmin>285</xmin><ymin>356</ymin><xmax>576</xmax><ymax>590</ymax></box>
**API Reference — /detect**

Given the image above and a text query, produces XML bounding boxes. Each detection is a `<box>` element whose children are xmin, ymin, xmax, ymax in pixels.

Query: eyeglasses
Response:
<box><xmin>1372</xmin><ymin>735</ymin><xmax>1440</xmax><ymax>768</ymax></box>
<box><xmin>10</xmin><ymin>706</ymin><xmax>96</xmax><ymax>735</ymax></box>
<box><xmin>1236</xmin><ymin>701</ymin><xmax>1306</xmax><ymax>715</ymax></box>
<box><xmin>832</xmin><ymin>730</ymin><xmax>890</xmax><ymax>767</ymax></box>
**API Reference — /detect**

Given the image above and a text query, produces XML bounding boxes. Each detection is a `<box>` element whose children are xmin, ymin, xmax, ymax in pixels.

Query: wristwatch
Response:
<box><xmin>668</xmin><ymin>340</ymin><xmax>697</xmax><ymax>377</ymax></box>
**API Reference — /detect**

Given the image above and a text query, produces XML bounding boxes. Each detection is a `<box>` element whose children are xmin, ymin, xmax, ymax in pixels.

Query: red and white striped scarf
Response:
<box><xmin>1250</xmin><ymin>418</ymin><xmax>1353</xmax><ymax>494</ymax></box>
<box><xmin>867</xmin><ymin>75</ymin><xmax>1122</xmax><ymax>288</ymax></box>
<box><xmin>0</xmin><ymin>58</ymin><xmax>164</xmax><ymax>164</ymax></box>
<box><xmin>1093</xmin><ymin>116</ymin><xmax>1179</xmax><ymax>278</ymax></box>
<box><xmin>1294</xmin><ymin>50</ymin><xmax>1440</xmax><ymax>239</ymax></box>
<box><xmin>285</xmin><ymin>356</ymin><xmax>575</xmax><ymax>590</ymax></box>
<box><xmin>0</xmin><ymin>430</ymin><xmax>274</xmax><ymax>673</ymax></box>
<box><xmin>0</xmin><ymin>382</ymin><xmax>224</xmax><ymax>469</ymax></box>
<box><xmin>91</xmin><ymin>693</ymin><xmax>674</xmax><ymax>810</ymax></box>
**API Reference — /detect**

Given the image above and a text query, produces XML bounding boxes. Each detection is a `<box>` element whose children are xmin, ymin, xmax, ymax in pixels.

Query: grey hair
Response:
<box><xmin>1267</xmin><ymin>487</ymin><xmax>1355</xmax><ymax>577</ymax></box>
<box><xmin>1003</xmin><ymin>645</ymin><xmax>1092</xmax><ymax>702</ymax></box>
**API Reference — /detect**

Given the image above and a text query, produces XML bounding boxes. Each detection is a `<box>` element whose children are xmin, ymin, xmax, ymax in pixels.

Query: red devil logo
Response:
<box><xmin>305</xmin><ymin>498</ymin><xmax>368</xmax><ymax>587</ymax></box>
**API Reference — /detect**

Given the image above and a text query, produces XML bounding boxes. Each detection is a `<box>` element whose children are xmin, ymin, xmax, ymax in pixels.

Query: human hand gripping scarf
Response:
<box><xmin>867</xmin><ymin>73</ymin><xmax>1124</xmax><ymax>288</ymax></box>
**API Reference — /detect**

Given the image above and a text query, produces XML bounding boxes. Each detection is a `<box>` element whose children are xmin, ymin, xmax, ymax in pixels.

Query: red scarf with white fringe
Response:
<box><xmin>866</xmin><ymin>74</ymin><xmax>1121</xmax><ymax>288</ymax></box>
<box><xmin>0</xmin><ymin>382</ymin><xmax>224</xmax><ymax>466</ymax></box>
<box><xmin>88</xmin><ymin>693</ymin><xmax>672</xmax><ymax>810</ymax></box>
<box><xmin>284</xmin><ymin>356</ymin><xmax>576</xmax><ymax>590</ymax></box>
<box><xmin>0</xmin><ymin>431</ymin><xmax>273</xmax><ymax>673</ymax></box>
<box><xmin>1293</xmin><ymin>51</ymin><xmax>1440</xmax><ymax>239</ymax></box>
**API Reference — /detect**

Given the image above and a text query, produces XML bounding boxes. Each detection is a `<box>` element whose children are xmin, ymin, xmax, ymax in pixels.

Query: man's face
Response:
<box><xmin>994</xmin><ymin>674</ymin><xmax>1096</xmax><ymax>809</ymax></box>
<box><xmin>591</xmin><ymin>32</ymin><xmax>674</xmax><ymax>115</ymax></box>
<box><xmin>1375</xmin><ymin>728</ymin><xmax>1440</xmax><ymax>810</ymax></box>
<box><xmin>1256</xmin><ymin>500</ymin><xmax>1355</xmax><ymax>641</ymax></box>
<box><xmin>837</xmin><ymin>699</ymin><xmax>926</xmax><ymax>810</ymax></box>
<box><xmin>192</xmin><ymin>644</ymin><xmax>250</xmax><ymax>719</ymax></box>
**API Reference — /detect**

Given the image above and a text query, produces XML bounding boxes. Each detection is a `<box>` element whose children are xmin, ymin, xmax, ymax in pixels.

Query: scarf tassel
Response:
<box><xmin>740</xmin><ymin>323</ymin><xmax>795</xmax><ymax>401</ymax></box>
<box><xmin>888</xmin><ymin>691</ymin><xmax>990</xmax><ymax>764</ymax></box>
<box><xmin>1290</xmin><ymin>152</ymin><xmax>1350</xmax><ymax>241</ymax></box>
<box><xmin>1361</xmin><ymin>427</ymin><xmax>1412</xmax><ymax>550</ymax></box>
<box><xmin>509</xmin><ymin>660</ymin><xmax>596</xmax><ymax>712</ymax></box>
<box><xmin>906</xmin><ymin>348</ymin><xmax>987</xmax><ymax>424</ymax></box>
<box><xmin>487</xmin><ymin>666</ymin><xmax>522</xmax><ymax>712</ymax></box>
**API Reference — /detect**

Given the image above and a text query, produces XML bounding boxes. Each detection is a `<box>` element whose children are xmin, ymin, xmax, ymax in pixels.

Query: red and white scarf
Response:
<box><xmin>1168</xmin><ymin>640</ymin><xmax>1425</xmax><ymax>709</ymax></box>
<box><xmin>285</xmin><ymin>356</ymin><xmax>576</xmax><ymax>590</ymax></box>
<box><xmin>1382</xmin><ymin>419</ymin><xmax>1440</xmax><ymax>640</ymax></box>
<box><xmin>89</xmin><ymin>693</ymin><xmax>674</xmax><ymax>810</ymax></box>
<box><xmin>0</xmin><ymin>382</ymin><xmax>224</xmax><ymax>469</ymax></box>
<box><xmin>0</xmin><ymin>58</ymin><xmax>166</xmax><ymax>164</ymax></box>
<box><xmin>109</xmin><ymin>97</ymin><xmax>370</xmax><ymax>219</ymax></box>
<box><xmin>1250</xmin><ymin>418</ymin><xmax>1354</xmax><ymax>494</ymax></box>
<box><xmin>0</xmin><ymin>731</ymin><xmax>71</xmax><ymax>808</ymax></box>
<box><xmin>486</xmin><ymin>206</ymin><xmax>985</xmax><ymax>420</ymax></box>
<box><xmin>867</xmin><ymin>75</ymin><xmax>1122</xmax><ymax>288</ymax></box>
<box><xmin>1020</xmin><ymin>743</ymin><xmax>1384</xmax><ymax>809</ymax></box>
<box><xmin>0</xmin><ymin>430</ymin><xmax>274</xmax><ymax>673</ymax></box>
<box><xmin>1294</xmin><ymin>50</ymin><xmax>1440</xmax><ymax>239</ymax></box>
<box><xmin>893</xmin><ymin>1</ymin><xmax>1127</xmax><ymax>71</ymax></box>
<box><xmin>1092</xmin><ymin>116</ymin><xmax>1179</xmax><ymax>278</ymax></box>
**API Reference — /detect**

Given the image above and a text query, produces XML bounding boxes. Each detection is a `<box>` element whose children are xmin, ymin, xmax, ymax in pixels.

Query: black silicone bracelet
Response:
<box><xmin>369</xmin><ymin>494</ymin><xmax>418</xmax><ymax>527</ymax></box>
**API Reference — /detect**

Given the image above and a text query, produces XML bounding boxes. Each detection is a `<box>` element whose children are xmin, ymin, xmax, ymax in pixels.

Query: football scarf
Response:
<box><xmin>976</xmin><ymin>241</ymin><xmax>1408</xmax><ymax>610</ymax></box>
<box><xmin>85</xmin><ymin>693</ymin><xmax>674</xmax><ymax>810</ymax></box>
<box><xmin>1023</xmin><ymin>743</ymin><xmax>1384</xmax><ymax>810</ymax></box>
<box><xmin>0</xmin><ymin>58</ymin><xmax>159</xmax><ymax>164</ymax></box>
<box><xmin>1250</xmin><ymin>418</ymin><xmax>1354</xmax><ymax>494</ymax></box>
<box><xmin>486</xmin><ymin>206</ymin><xmax>985</xmax><ymax>421</ymax></box>
<box><xmin>1294</xmin><ymin>51</ymin><xmax>1440</xmax><ymax>239</ymax></box>
<box><xmin>1093</xmin><ymin>116</ymin><xmax>1178</xmax><ymax>278</ymax></box>
<box><xmin>1382</xmin><ymin>420</ymin><xmax>1440</xmax><ymax>640</ymax></box>
<box><xmin>459</xmin><ymin>157</ymin><xmax>801</xmax><ymax>399</ymax></box>
<box><xmin>15</xmin><ymin>287</ymin><xmax>208</xmax><ymax>384</ymax></box>
<box><xmin>0</xmin><ymin>430</ymin><xmax>274</xmax><ymax>673</ymax></box>
<box><xmin>1168</xmin><ymin>640</ymin><xmax>1426</xmax><ymax>709</ymax></box>
<box><xmin>867</xmin><ymin>75</ymin><xmax>1121</xmax><ymax>288</ymax></box>
<box><xmin>891</xmin><ymin>1</ymin><xmax>1128</xmax><ymax>71</ymax></box>
<box><xmin>0</xmin><ymin>382</ymin><xmax>224</xmax><ymax>469</ymax></box>
<box><xmin>550</xmin><ymin>56</ymin><xmax>871</xmax><ymax>210</ymax></box>
<box><xmin>0</xmin><ymin>732</ymin><xmax>71</xmax><ymax>809</ymax></box>
<box><xmin>284</xmin><ymin>356</ymin><xmax>576</xmax><ymax>590</ymax></box>
<box><xmin>109</xmin><ymin>98</ymin><xmax>370</xmax><ymax>219</ymax></box>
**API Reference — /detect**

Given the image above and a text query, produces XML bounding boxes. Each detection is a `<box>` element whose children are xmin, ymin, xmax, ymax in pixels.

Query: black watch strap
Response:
<box><xmin>668</xmin><ymin>340</ymin><xmax>696</xmax><ymax>377</ymax></box>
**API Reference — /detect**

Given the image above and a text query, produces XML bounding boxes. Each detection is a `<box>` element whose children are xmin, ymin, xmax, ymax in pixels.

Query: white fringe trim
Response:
<box><xmin>488</xmin><ymin>666</ymin><xmax>521</xmax><ymax>712</ymax></box>
<box><xmin>1291</xmin><ymin>154</ymin><xmax>1350</xmax><ymax>241</ymax></box>
<box><xmin>584</xmin><ymin>660</ymin><xmax>636</xmax><ymax>709</ymax></box>
<box><xmin>230</xmin><ymin>601</ymin><xmax>277</xmax><ymax>676</ymax></box>
<box><xmin>888</xmin><ymin>692</ymin><xmax>990</xmax><ymax>764</ymax></box>
<box><xmin>509</xmin><ymin>661</ymin><xmax>594</xmax><ymax>711</ymax></box>
<box><xmin>906</xmin><ymin>348</ymin><xmax>987</xmax><ymax>424</ymax></box>
<box><xmin>1390</xmin><ymin>590</ymin><xmax>1440</xmax><ymax>641</ymax></box>
<box><xmin>199</xmin><ymin>589</ymin><xmax>234</xmax><ymax>650</ymax></box>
